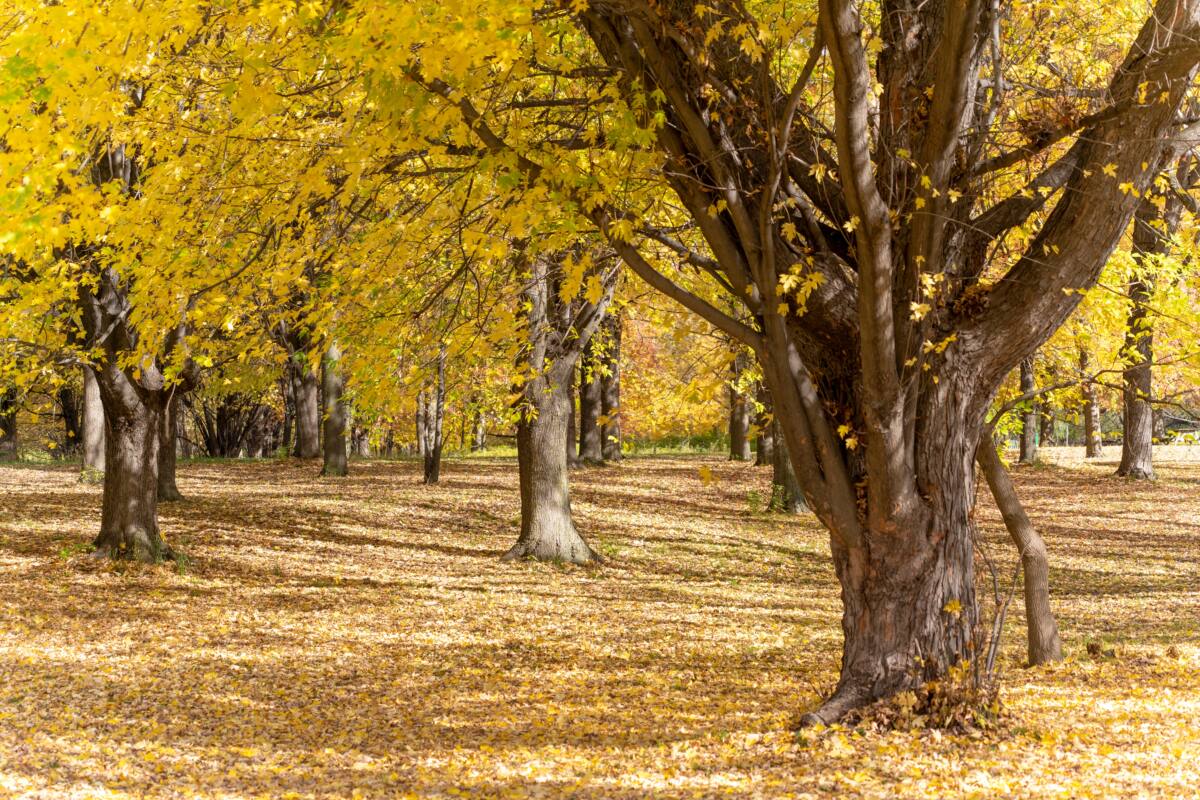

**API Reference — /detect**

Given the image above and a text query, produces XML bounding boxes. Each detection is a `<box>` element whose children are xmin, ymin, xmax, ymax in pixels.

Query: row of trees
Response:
<box><xmin>2</xmin><ymin>0</ymin><xmax>1199</xmax><ymax>723</ymax></box>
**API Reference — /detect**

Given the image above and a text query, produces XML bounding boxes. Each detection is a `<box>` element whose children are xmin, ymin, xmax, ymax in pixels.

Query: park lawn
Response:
<box><xmin>0</xmin><ymin>451</ymin><xmax>1197</xmax><ymax>799</ymax></box>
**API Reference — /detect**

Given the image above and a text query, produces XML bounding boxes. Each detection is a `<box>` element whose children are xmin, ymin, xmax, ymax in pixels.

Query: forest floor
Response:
<box><xmin>0</xmin><ymin>448</ymin><xmax>1197</xmax><ymax>799</ymax></box>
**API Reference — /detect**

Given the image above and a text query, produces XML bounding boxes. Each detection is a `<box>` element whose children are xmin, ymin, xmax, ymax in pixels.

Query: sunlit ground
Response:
<box><xmin>0</xmin><ymin>448</ymin><xmax>1197</xmax><ymax>798</ymax></box>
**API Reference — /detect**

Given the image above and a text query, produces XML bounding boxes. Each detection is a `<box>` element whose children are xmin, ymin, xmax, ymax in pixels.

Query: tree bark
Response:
<box><xmin>156</xmin><ymin>392</ymin><xmax>184</xmax><ymax>502</ymax></box>
<box><xmin>976</xmin><ymin>437</ymin><xmax>1063</xmax><ymax>666</ymax></box>
<box><xmin>0</xmin><ymin>388</ymin><xmax>17</xmax><ymax>460</ymax></box>
<box><xmin>728</xmin><ymin>350</ymin><xmax>751</xmax><ymax>461</ymax></box>
<box><xmin>566</xmin><ymin>367</ymin><xmax>580</xmax><ymax>466</ymax></box>
<box><xmin>81</xmin><ymin>366</ymin><xmax>105</xmax><ymax>474</ymax></box>
<box><xmin>291</xmin><ymin>361</ymin><xmax>321</xmax><ymax>459</ymax></box>
<box><xmin>422</xmin><ymin>347</ymin><xmax>446</xmax><ymax>484</ymax></box>
<box><xmin>769</xmin><ymin>419</ymin><xmax>806</xmax><ymax>513</ymax></box>
<box><xmin>502</xmin><ymin>250</ymin><xmax>614</xmax><ymax>565</ymax></box>
<box><xmin>578</xmin><ymin>335</ymin><xmax>604</xmax><ymax>463</ymax></box>
<box><xmin>600</xmin><ymin>313</ymin><xmax>623</xmax><ymax>461</ymax></box>
<box><xmin>321</xmin><ymin>342</ymin><xmax>349</xmax><ymax>477</ymax></box>
<box><xmin>1019</xmin><ymin>358</ymin><xmax>1038</xmax><ymax>464</ymax></box>
<box><xmin>1079</xmin><ymin>350</ymin><xmax>1103</xmax><ymax>458</ymax></box>
<box><xmin>472</xmin><ymin>409</ymin><xmax>487</xmax><ymax>452</ymax></box>
<box><xmin>58</xmin><ymin>385</ymin><xmax>81</xmax><ymax>457</ymax></box>
<box><xmin>754</xmin><ymin>383</ymin><xmax>774</xmax><ymax>466</ymax></box>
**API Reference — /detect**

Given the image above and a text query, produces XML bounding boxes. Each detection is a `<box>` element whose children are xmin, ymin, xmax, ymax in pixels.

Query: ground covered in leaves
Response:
<box><xmin>0</xmin><ymin>449</ymin><xmax>1197</xmax><ymax>799</ymax></box>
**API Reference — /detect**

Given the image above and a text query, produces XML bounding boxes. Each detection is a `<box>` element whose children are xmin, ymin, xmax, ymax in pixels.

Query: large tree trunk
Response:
<box><xmin>600</xmin><ymin>313</ymin><xmax>622</xmax><ymax>461</ymax></box>
<box><xmin>92</xmin><ymin>364</ymin><xmax>173</xmax><ymax>562</ymax></box>
<box><xmin>422</xmin><ymin>347</ymin><xmax>446</xmax><ymax>484</ymax></box>
<box><xmin>0</xmin><ymin>388</ymin><xmax>17</xmax><ymax>460</ymax></box>
<box><xmin>976</xmin><ymin>437</ymin><xmax>1063</xmax><ymax>665</ymax></box>
<box><xmin>728</xmin><ymin>350</ymin><xmax>751</xmax><ymax>461</ymax></box>
<box><xmin>769</xmin><ymin>418</ymin><xmax>806</xmax><ymax>513</ymax></box>
<box><xmin>291</xmin><ymin>361</ymin><xmax>321</xmax><ymax>459</ymax></box>
<box><xmin>81</xmin><ymin>366</ymin><xmax>105</xmax><ymax>474</ymax></box>
<box><xmin>578</xmin><ymin>336</ymin><xmax>604</xmax><ymax>463</ymax></box>
<box><xmin>321</xmin><ymin>342</ymin><xmax>348</xmax><ymax>477</ymax></box>
<box><xmin>504</xmin><ymin>375</ymin><xmax>600</xmax><ymax>564</ymax></box>
<box><xmin>1080</xmin><ymin>350</ymin><xmax>1103</xmax><ymax>458</ymax></box>
<box><xmin>1018</xmin><ymin>358</ymin><xmax>1038</xmax><ymax>464</ymax></box>
<box><xmin>156</xmin><ymin>392</ymin><xmax>184</xmax><ymax>502</ymax></box>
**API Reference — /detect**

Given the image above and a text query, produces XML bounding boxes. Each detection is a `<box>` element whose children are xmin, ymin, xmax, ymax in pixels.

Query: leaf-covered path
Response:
<box><xmin>0</xmin><ymin>453</ymin><xmax>1197</xmax><ymax>798</ymax></box>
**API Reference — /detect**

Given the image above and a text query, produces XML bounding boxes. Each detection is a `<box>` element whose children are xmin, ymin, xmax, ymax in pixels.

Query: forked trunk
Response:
<box><xmin>976</xmin><ymin>438</ymin><xmax>1063</xmax><ymax>665</ymax></box>
<box><xmin>157</xmin><ymin>392</ymin><xmax>184</xmax><ymax>502</ymax></box>
<box><xmin>321</xmin><ymin>342</ymin><xmax>348</xmax><ymax>477</ymax></box>
<box><xmin>503</xmin><ymin>377</ymin><xmax>601</xmax><ymax>565</ymax></box>
<box><xmin>292</xmin><ymin>362</ymin><xmax>321</xmax><ymax>459</ymax></box>
<box><xmin>92</xmin><ymin>365</ymin><xmax>173</xmax><ymax>562</ymax></box>
<box><xmin>81</xmin><ymin>366</ymin><xmax>106</xmax><ymax>474</ymax></box>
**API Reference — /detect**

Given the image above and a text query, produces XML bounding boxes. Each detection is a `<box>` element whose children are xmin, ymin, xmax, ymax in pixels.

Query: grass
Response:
<box><xmin>0</xmin><ymin>449</ymin><xmax>1197</xmax><ymax>798</ymax></box>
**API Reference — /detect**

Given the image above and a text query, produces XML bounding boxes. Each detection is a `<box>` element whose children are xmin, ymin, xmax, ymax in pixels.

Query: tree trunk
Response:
<box><xmin>769</xmin><ymin>418</ymin><xmax>806</xmax><ymax>513</ymax></box>
<box><xmin>415</xmin><ymin>390</ymin><xmax>427</xmax><ymax>459</ymax></box>
<box><xmin>504</xmin><ymin>375</ymin><xmax>601</xmax><ymax>564</ymax></box>
<box><xmin>566</xmin><ymin>367</ymin><xmax>580</xmax><ymax>466</ymax></box>
<box><xmin>600</xmin><ymin>313</ymin><xmax>622</xmax><ymax>461</ymax></box>
<box><xmin>578</xmin><ymin>336</ymin><xmax>604</xmax><ymax>463</ymax></box>
<box><xmin>281</xmin><ymin>374</ymin><xmax>294</xmax><ymax>458</ymax></box>
<box><xmin>156</xmin><ymin>392</ymin><xmax>184</xmax><ymax>502</ymax></box>
<box><xmin>0</xmin><ymin>388</ymin><xmax>17</xmax><ymax>460</ymax></box>
<box><xmin>976</xmin><ymin>437</ymin><xmax>1063</xmax><ymax>666</ymax></box>
<box><xmin>1018</xmin><ymin>357</ymin><xmax>1038</xmax><ymax>464</ymax></box>
<box><xmin>472</xmin><ymin>409</ymin><xmax>487</xmax><ymax>452</ymax></box>
<box><xmin>754</xmin><ymin>383</ymin><xmax>774</xmax><ymax>466</ymax></box>
<box><xmin>81</xmin><ymin>366</ymin><xmax>105</xmax><ymax>474</ymax></box>
<box><xmin>59</xmin><ymin>386</ymin><xmax>81</xmax><ymax>457</ymax></box>
<box><xmin>728</xmin><ymin>351</ymin><xmax>751</xmax><ymax>461</ymax></box>
<box><xmin>422</xmin><ymin>347</ymin><xmax>446</xmax><ymax>484</ymax></box>
<box><xmin>321</xmin><ymin>342</ymin><xmax>348</xmax><ymax>477</ymax></box>
<box><xmin>92</xmin><ymin>365</ymin><xmax>173</xmax><ymax>562</ymax></box>
<box><xmin>1080</xmin><ymin>350</ymin><xmax>1103</xmax><ymax>458</ymax></box>
<box><xmin>292</xmin><ymin>361</ymin><xmax>321</xmax><ymax>459</ymax></box>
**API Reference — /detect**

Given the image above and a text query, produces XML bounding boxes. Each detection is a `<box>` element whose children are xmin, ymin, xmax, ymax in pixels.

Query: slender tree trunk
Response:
<box><xmin>58</xmin><ymin>386</ymin><xmax>81</xmax><ymax>457</ymax></box>
<box><xmin>578</xmin><ymin>336</ymin><xmax>604</xmax><ymax>463</ymax></box>
<box><xmin>157</xmin><ymin>392</ymin><xmax>184</xmax><ymax>502</ymax></box>
<box><xmin>566</xmin><ymin>367</ymin><xmax>580</xmax><ymax>466</ymax></box>
<box><xmin>769</xmin><ymin>418</ymin><xmax>806</xmax><ymax>513</ymax></box>
<box><xmin>472</xmin><ymin>410</ymin><xmax>487</xmax><ymax>452</ymax></box>
<box><xmin>976</xmin><ymin>437</ymin><xmax>1063</xmax><ymax>665</ymax></box>
<box><xmin>81</xmin><ymin>366</ymin><xmax>105</xmax><ymax>474</ymax></box>
<box><xmin>416</xmin><ymin>390</ymin><xmax>427</xmax><ymax>459</ymax></box>
<box><xmin>423</xmin><ymin>347</ymin><xmax>446</xmax><ymax>484</ymax></box>
<box><xmin>281</xmin><ymin>374</ymin><xmax>294</xmax><ymax>458</ymax></box>
<box><xmin>728</xmin><ymin>351</ymin><xmax>751</xmax><ymax>461</ymax></box>
<box><xmin>92</xmin><ymin>364</ymin><xmax>173</xmax><ymax>562</ymax></box>
<box><xmin>600</xmin><ymin>313</ymin><xmax>622</xmax><ymax>461</ymax></box>
<box><xmin>0</xmin><ymin>388</ymin><xmax>17</xmax><ymax>460</ymax></box>
<box><xmin>321</xmin><ymin>342</ymin><xmax>348</xmax><ymax>477</ymax></box>
<box><xmin>1118</xmin><ymin>276</ymin><xmax>1156</xmax><ymax>478</ymax></box>
<box><xmin>291</xmin><ymin>361</ymin><xmax>321</xmax><ymax>459</ymax></box>
<box><xmin>1079</xmin><ymin>350</ymin><xmax>1103</xmax><ymax>458</ymax></box>
<box><xmin>754</xmin><ymin>384</ymin><xmax>774</xmax><ymax>466</ymax></box>
<box><xmin>1019</xmin><ymin>357</ymin><xmax>1038</xmax><ymax>464</ymax></box>
<box><xmin>504</xmin><ymin>375</ymin><xmax>601</xmax><ymax>564</ymax></box>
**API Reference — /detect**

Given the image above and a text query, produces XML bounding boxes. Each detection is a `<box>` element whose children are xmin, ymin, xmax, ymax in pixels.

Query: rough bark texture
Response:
<box><xmin>578</xmin><ymin>336</ymin><xmax>604</xmax><ymax>463</ymax></box>
<box><xmin>728</xmin><ymin>350</ymin><xmax>751</xmax><ymax>461</ymax></box>
<box><xmin>977</xmin><ymin>438</ymin><xmax>1063</xmax><ymax>665</ymax></box>
<box><xmin>157</xmin><ymin>393</ymin><xmax>184</xmax><ymax>502</ymax></box>
<box><xmin>81</xmin><ymin>366</ymin><xmax>106</xmax><ymax>474</ymax></box>
<box><xmin>1080</xmin><ymin>351</ymin><xmax>1103</xmax><ymax>458</ymax></box>
<box><xmin>1019</xmin><ymin>358</ymin><xmax>1039</xmax><ymax>464</ymax></box>
<box><xmin>291</xmin><ymin>361</ymin><xmax>321</xmax><ymax>459</ymax></box>
<box><xmin>502</xmin><ymin>250</ymin><xmax>616</xmax><ymax>565</ymax></box>
<box><xmin>321</xmin><ymin>342</ymin><xmax>349</xmax><ymax>477</ymax></box>
<box><xmin>769</xmin><ymin>419</ymin><xmax>806</xmax><ymax>513</ymax></box>
<box><xmin>600</xmin><ymin>312</ymin><xmax>623</xmax><ymax>461</ymax></box>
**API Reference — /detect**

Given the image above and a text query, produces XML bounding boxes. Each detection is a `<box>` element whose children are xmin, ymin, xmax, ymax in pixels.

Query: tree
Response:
<box><xmin>502</xmin><ymin>249</ymin><xmax>617</xmax><ymax>564</ymax></box>
<box><xmin>1079</xmin><ymin>350</ymin><xmax>1104</xmax><ymax>458</ymax></box>
<box><xmin>1019</xmin><ymin>358</ymin><xmax>1039</xmax><ymax>465</ymax></box>
<box><xmin>322</xmin><ymin>341</ymin><xmax>349</xmax><ymax>477</ymax></box>
<box><xmin>80</xmin><ymin>367</ymin><xmax>105</xmax><ymax>475</ymax></box>
<box><xmin>727</xmin><ymin>349</ymin><xmax>751</xmax><ymax>462</ymax></box>
<box><xmin>0</xmin><ymin>388</ymin><xmax>15</xmax><ymax>459</ymax></box>
<box><xmin>578</xmin><ymin>334</ymin><xmax>605</xmax><ymax>463</ymax></box>
<box><xmin>600</xmin><ymin>312</ymin><xmax>624</xmax><ymax>461</ymax></box>
<box><xmin>421</xmin><ymin>346</ymin><xmax>446</xmax><ymax>484</ymax></box>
